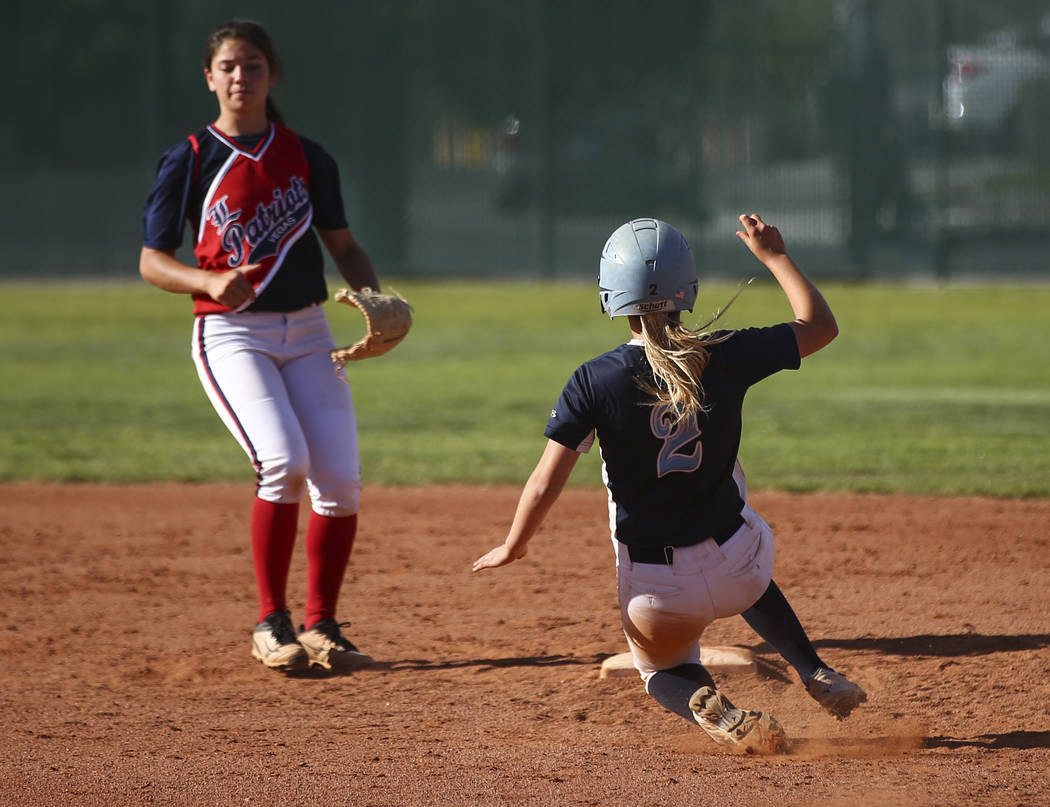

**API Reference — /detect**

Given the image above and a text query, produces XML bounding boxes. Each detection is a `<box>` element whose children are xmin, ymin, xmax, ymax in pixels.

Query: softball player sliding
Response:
<box><xmin>474</xmin><ymin>216</ymin><xmax>865</xmax><ymax>752</ymax></box>
<box><xmin>140</xmin><ymin>19</ymin><xmax>380</xmax><ymax>673</ymax></box>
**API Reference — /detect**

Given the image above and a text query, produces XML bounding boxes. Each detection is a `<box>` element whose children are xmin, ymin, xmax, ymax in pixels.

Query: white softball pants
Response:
<box><xmin>191</xmin><ymin>305</ymin><xmax>361</xmax><ymax>516</ymax></box>
<box><xmin>614</xmin><ymin>504</ymin><xmax>775</xmax><ymax>680</ymax></box>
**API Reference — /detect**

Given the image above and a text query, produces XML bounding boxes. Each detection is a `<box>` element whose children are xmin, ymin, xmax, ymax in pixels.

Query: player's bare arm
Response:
<box><xmin>139</xmin><ymin>246</ymin><xmax>258</xmax><ymax>308</ymax></box>
<box><xmin>735</xmin><ymin>213</ymin><xmax>838</xmax><ymax>358</ymax></box>
<box><xmin>472</xmin><ymin>440</ymin><xmax>580</xmax><ymax>572</ymax></box>
<box><xmin>319</xmin><ymin>227</ymin><xmax>381</xmax><ymax>292</ymax></box>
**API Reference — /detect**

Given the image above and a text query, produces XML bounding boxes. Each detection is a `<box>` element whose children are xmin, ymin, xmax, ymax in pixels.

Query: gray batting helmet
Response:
<box><xmin>598</xmin><ymin>218</ymin><xmax>697</xmax><ymax>318</ymax></box>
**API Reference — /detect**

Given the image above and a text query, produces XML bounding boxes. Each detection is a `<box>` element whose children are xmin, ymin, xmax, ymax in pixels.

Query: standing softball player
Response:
<box><xmin>140</xmin><ymin>19</ymin><xmax>380</xmax><ymax>673</ymax></box>
<box><xmin>474</xmin><ymin>215</ymin><xmax>865</xmax><ymax>752</ymax></box>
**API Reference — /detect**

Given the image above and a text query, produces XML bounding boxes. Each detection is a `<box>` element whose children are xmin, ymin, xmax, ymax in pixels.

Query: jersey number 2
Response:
<box><xmin>650</xmin><ymin>404</ymin><xmax>702</xmax><ymax>477</ymax></box>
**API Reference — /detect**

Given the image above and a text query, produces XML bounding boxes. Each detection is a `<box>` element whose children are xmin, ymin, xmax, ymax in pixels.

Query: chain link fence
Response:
<box><xmin>2</xmin><ymin>0</ymin><xmax>1048</xmax><ymax>281</ymax></box>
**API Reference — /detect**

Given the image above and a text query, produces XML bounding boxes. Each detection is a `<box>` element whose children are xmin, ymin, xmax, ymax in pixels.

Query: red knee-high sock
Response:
<box><xmin>251</xmin><ymin>498</ymin><xmax>300</xmax><ymax>623</ymax></box>
<box><xmin>304</xmin><ymin>512</ymin><xmax>358</xmax><ymax>629</ymax></box>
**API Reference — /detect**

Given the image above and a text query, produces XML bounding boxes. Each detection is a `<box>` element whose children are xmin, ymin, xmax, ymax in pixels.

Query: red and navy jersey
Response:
<box><xmin>142</xmin><ymin>123</ymin><xmax>349</xmax><ymax>314</ymax></box>
<box><xmin>544</xmin><ymin>324</ymin><xmax>801</xmax><ymax>548</ymax></box>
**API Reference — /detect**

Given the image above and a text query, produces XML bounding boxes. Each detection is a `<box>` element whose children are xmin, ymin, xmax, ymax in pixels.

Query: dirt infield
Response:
<box><xmin>1</xmin><ymin>484</ymin><xmax>1048</xmax><ymax>806</ymax></box>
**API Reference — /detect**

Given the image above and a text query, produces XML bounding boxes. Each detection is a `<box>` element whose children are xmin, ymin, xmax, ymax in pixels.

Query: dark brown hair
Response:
<box><xmin>203</xmin><ymin>18</ymin><xmax>286</xmax><ymax>125</ymax></box>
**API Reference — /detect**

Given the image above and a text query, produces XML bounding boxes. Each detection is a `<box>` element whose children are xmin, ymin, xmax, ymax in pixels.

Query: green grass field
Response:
<box><xmin>2</xmin><ymin>279</ymin><xmax>1048</xmax><ymax>497</ymax></box>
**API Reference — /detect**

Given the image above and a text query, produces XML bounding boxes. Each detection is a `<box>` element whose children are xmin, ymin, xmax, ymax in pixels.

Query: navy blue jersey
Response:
<box><xmin>545</xmin><ymin>324</ymin><xmax>800</xmax><ymax>548</ymax></box>
<box><xmin>141</xmin><ymin>126</ymin><xmax>349</xmax><ymax>313</ymax></box>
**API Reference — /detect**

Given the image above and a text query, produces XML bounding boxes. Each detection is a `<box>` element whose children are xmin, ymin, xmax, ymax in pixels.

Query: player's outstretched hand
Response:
<box><xmin>735</xmin><ymin>213</ymin><xmax>787</xmax><ymax>265</ymax></box>
<box><xmin>472</xmin><ymin>542</ymin><xmax>527</xmax><ymax>572</ymax></box>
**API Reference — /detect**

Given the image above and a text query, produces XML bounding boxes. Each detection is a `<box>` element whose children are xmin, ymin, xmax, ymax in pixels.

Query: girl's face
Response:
<box><xmin>204</xmin><ymin>37</ymin><xmax>274</xmax><ymax>119</ymax></box>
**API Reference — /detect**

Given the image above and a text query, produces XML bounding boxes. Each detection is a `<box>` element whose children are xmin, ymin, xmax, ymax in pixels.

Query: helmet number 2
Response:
<box><xmin>650</xmin><ymin>404</ymin><xmax>702</xmax><ymax>477</ymax></box>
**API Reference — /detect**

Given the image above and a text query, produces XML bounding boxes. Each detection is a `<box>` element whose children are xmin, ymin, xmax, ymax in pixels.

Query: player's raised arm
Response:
<box><xmin>735</xmin><ymin>213</ymin><xmax>838</xmax><ymax>358</ymax></box>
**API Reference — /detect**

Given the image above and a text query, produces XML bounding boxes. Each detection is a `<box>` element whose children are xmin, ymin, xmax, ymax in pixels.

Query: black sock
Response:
<box><xmin>646</xmin><ymin>663</ymin><xmax>716</xmax><ymax>722</ymax></box>
<box><xmin>741</xmin><ymin>579</ymin><xmax>825</xmax><ymax>683</ymax></box>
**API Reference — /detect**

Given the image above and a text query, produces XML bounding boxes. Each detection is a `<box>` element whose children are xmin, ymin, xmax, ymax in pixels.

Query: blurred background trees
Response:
<box><xmin>3</xmin><ymin>0</ymin><xmax>1049</xmax><ymax>279</ymax></box>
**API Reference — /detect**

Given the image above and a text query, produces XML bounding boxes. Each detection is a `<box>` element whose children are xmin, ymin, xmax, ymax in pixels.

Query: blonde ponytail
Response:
<box><xmin>637</xmin><ymin>314</ymin><xmax>715</xmax><ymax>421</ymax></box>
<box><xmin>636</xmin><ymin>281</ymin><xmax>751</xmax><ymax>421</ymax></box>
